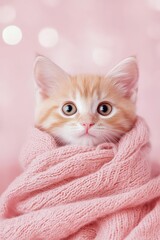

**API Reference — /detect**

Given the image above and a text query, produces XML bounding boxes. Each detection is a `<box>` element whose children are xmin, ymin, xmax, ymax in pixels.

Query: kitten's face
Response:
<box><xmin>34</xmin><ymin>56</ymin><xmax>138</xmax><ymax>146</ymax></box>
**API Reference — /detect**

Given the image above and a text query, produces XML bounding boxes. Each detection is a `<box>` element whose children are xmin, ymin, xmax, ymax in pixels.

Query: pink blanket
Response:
<box><xmin>0</xmin><ymin>117</ymin><xmax>160</xmax><ymax>240</ymax></box>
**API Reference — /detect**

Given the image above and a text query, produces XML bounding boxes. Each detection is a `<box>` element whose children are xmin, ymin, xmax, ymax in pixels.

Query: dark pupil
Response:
<box><xmin>66</xmin><ymin>105</ymin><xmax>73</xmax><ymax>112</ymax></box>
<box><xmin>100</xmin><ymin>105</ymin><xmax>108</xmax><ymax>112</ymax></box>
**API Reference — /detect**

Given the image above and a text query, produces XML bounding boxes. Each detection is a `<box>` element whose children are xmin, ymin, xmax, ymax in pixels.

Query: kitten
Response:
<box><xmin>34</xmin><ymin>56</ymin><xmax>138</xmax><ymax>146</ymax></box>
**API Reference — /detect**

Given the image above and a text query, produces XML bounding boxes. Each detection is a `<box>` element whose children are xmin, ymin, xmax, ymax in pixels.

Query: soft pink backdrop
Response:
<box><xmin>0</xmin><ymin>0</ymin><xmax>160</xmax><ymax>194</ymax></box>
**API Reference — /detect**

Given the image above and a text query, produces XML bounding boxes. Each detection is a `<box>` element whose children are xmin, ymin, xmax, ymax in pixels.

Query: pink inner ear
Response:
<box><xmin>106</xmin><ymin>57</ymin><xmax>139</xmax><ymax>99</ymax></box>
<box><xmin>34</xmin><ymin>56</ymin><xmax>70</xmax><ymax>98</ymax></box>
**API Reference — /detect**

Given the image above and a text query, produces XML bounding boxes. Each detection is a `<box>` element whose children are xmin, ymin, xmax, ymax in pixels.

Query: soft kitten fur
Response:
<box><xmin>34</xmin><ymin>56</ymin><xmax>138</xmax><ymax>146</ymax></box>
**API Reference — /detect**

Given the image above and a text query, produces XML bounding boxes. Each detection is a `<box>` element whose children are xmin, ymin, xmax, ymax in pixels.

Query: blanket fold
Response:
<box><xmin>0</xmin><ymin>117</ymin><xmax>160</xmax><ymax>240</ymax></box>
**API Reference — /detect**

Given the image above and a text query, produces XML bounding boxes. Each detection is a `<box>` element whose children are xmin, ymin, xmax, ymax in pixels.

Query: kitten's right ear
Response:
<box><xmin>34</xmin><ymin>56</ymin><xmax>70</xmax><ymax>98</ymax></box>
<box><xmin>106</xmin><ymin>56</ymin><xmax>139</xmax><ymax>102</ymax></box>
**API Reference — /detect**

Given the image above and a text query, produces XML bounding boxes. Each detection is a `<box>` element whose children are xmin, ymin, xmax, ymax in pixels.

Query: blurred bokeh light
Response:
<box><xmin>38</xmin><ymin>27</ymin><xmax>59</xmax><ymax>48</ymax></box>
<box><xmin>2</xmin><ymin>25</ymin><xmax>22</xmax><ymax>45</ymax></box>
<box><xmin>0</xmin><ymin>5</ymin><xmax>16</xmax><ymax>23</ymax></box>
<box><xmin>0</xmin><ymin>0</ymin><xmax>160</xmax><ymax>193</ymax></box>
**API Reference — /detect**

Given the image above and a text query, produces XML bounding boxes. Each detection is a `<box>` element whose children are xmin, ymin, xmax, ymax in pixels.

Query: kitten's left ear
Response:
<box><xmin>106</xmin><ymin>56</ymin><xmax>139</xmax><ymax>102</ymax></box>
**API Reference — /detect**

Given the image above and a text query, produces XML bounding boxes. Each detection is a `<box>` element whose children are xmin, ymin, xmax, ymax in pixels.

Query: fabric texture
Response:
<box><xmin>0</xmin><ymin>117</ymin><xmax>160</xmax><ymax>240</ymax></box>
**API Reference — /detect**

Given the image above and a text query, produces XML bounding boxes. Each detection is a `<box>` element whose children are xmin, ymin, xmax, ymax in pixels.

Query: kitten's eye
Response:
<box><xmin>97</xmin><ymin>102</ymin><xmax>112</xmax><ymax>116</ymax></box>
<box><xmin>62</xmin><ymin>102</ymin><xmax>77</xmax><ymax>116</ymax></box>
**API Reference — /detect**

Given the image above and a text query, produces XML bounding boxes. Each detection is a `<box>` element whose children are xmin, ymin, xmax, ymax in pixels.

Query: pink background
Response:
<box><xmin>0</xmin><ymin>0</ymin><xmax>160</xmax><ymax>194</ymax></box>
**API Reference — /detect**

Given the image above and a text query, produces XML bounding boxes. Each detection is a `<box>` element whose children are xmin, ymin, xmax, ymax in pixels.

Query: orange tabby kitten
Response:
<box><xmin>34</xmin><ymin>56</ymin><xmax>138</xmax><ymax>146</ymax></box>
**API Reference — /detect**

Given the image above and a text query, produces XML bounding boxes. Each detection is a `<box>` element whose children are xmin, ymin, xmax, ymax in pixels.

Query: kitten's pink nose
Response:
<box><xmin>81</xmin><ymin>123</ymin><xmax>95</xmax><ymax>134</ymax></box>
<box><xmin>82</xmin><ymin>123</ymin><xmax>95</xmax><ymax>129</ymax></box>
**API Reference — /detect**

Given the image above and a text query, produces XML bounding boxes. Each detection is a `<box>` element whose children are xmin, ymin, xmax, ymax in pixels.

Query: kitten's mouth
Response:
<box><xmin>79</xmin><ymin>132</ymin><xmax>96</xmax><ymax>138</ymax></box>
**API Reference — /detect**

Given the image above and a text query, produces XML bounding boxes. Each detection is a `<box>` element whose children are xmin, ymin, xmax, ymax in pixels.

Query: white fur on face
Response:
<box><xmin>53</xmin><ymin>123</ymin><xmax>122</xmax><ymax>146</ymax></box>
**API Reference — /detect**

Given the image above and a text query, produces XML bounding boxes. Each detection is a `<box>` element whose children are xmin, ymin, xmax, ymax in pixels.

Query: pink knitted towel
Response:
<box><xmin>0</xmin><ymin>117</ymin><xmax>160</xmax><ymax>240</ymax></box>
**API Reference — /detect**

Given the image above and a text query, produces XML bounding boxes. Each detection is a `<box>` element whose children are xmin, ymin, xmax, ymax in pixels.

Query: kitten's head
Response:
<box><xmin>34</xmin><ymin>56</ymin><xmax>138</xmax><ymax>146</ymax></box>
